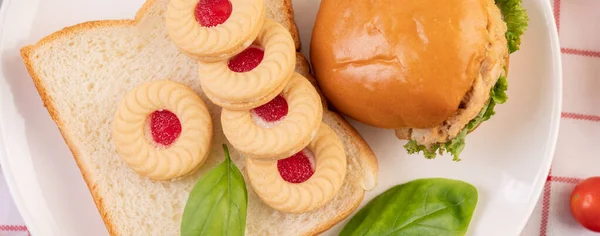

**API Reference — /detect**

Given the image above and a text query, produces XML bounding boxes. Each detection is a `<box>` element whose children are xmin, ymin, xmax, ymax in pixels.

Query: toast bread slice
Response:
<box><xmin>20</xmin><ymin>0</ymin><xmax>378</xmax><ymax>235</ymax></box>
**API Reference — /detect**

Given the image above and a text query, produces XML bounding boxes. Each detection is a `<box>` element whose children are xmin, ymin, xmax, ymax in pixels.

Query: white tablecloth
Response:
<box><xmin>2</xmin><ymin>0</ymin><xmax>600</xmax><ymax>235</ymax></box>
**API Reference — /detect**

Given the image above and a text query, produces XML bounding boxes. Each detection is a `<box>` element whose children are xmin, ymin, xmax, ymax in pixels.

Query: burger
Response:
<box><xmin>310</xmin><ymin>0</ymin><xmax>528</xmax><ymax>160</ymax></box>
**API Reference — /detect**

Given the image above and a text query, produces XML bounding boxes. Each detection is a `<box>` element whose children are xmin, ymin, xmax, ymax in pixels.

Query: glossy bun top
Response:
<box><xmin>310</xmin><ymin>0</ymin><xmax>495</xmax><ymax>128</ymax></box>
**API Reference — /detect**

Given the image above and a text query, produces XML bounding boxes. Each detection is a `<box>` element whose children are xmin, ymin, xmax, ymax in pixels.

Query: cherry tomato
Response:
<box><xmin>570</xmin><ymin>176</ymin><xmax>600</xmax><ymax>232</ymax></box>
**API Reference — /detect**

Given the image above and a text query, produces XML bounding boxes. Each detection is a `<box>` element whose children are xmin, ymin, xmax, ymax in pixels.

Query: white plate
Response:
<box><xmin>0</xmin><ymin>0</ymin><xmax>561</xmax><ymax>235</ymax></box>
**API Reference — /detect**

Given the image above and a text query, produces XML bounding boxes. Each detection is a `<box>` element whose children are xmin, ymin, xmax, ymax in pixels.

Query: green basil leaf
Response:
<box><xmin>180</xmin><ymin>144</ymin><xmax>248</xmax><ymax>236</ymax></box>
<box><xmin>340</xmin><ymin>178</ymin><xmax>478</xmax><ymax>236</ymax></box>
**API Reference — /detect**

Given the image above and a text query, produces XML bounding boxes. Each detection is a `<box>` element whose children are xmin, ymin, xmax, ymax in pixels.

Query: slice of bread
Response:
<box><xmin>19</xmin><ymin>0</ymin><xmax>378</xmax><ymax>235</ymax></box>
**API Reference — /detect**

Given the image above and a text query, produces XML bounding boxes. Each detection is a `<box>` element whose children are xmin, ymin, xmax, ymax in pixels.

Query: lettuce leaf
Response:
<box><xmin>444</xmin><ymin>129</ymin><xmax>468</xmax><ymax>161</ymax></box>
<box><xmin>495</xmin><ymin>0</ymin><xmax>529</xmax><ymax>53</ymax></box>
<box><xmin>403</xmin><ymin>76</ymin><xmax>508</xmax><ymax>161</ymax></box>
<box><xmin>491</xmin><ymin>75</ymin><xmax>508</xmax><ymax>104</ymax></box>
<box><xmin>403</xmin><ymin>0</ymin><xmax>527</xmax><ymax>160</ymax></box>
<box><xmin>481</xmin><ymin>75</ymin><xmax>508</xmax><ymax>122</ymax></box>
<box><xmin>404</xmin><ymin>128</ymin><xmax>467</xmax><ymax>162</ymax></box>
<box><xmin>405</xmin><ymin>140</ymin><xmax>440</xmax><ymax>160</ymax></box>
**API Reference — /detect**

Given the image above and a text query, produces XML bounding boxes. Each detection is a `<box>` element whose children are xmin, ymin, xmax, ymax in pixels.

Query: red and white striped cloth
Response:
<box><xmin>0</xmin><ymin>169</ymin><xmax>29</xmax><ymax>236</ymax></box>
<box><xmin>519</xmin><ymin>0</ymin><xmax>600</xmax><ymax>235</ymax></box>
<box><xmin>1</xmin><ymin>0</ymin><xmax>599</xmax><ymax>235</ymax></box>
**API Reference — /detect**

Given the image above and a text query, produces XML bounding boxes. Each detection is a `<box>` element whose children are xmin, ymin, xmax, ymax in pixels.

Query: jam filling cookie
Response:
<box><xmin>166</xmin><ymin>0</ymin><xmax>265</xmax><ymax>62</ymax></box>
<box><xmin>221</xmin><ymin>73</ymin><xmax>322</xmax><ymax>159</ymax></box>
<box><xmin>112</xmin><ymin>80</ymin><xmax>213</xmax><ymax>180</ymax></box>
<box><xmin>199</xmin><ymin>19</ymin><xmax>296</xmax><ymax>110</ymax></box>
<box><xmin>246</xmin><ymin>123</ymin><xmax>347</xmax><ymax>213</ymax></box>
<box><xmin>277</xmin><ymin>150</ymin><xmax>315</xmax><ymax>184</ymax></box>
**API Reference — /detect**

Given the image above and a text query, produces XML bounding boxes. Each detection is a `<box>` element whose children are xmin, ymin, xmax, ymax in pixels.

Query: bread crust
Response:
<box><xmin>306</xmin><ymin>177</ymin><xmax>364</xmax><ymax>235</ymax></box>
<box><xmin>21</xmin><ymin>45</ymin><xmax>119</xmax><ymax>234</ymax></box>
<box><xmin>294</xmin><ymin>53</ymin><xmax>378</xmax><ymax>235</ymax></box>
<box><xmin>19</xmin><ymin>0</ymin><xmax>378</xmax><ymax>235</ymax></box>
<box><xmin>20</xmin><ymin>1</ymin><xmax>160</xmax><ymax>234</ymax></box>
<box><xmin>282</xmin><ymin>0</ymin><xmax>301</xmax><ymax>50</ymax></box>
<box><xmin>296</xmin><ymin>53</ymin><xmax>378</xmax><ymax>191</ymax></box>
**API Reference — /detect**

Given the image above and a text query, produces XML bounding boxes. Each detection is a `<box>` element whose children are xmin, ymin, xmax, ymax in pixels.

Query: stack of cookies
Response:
<box><xmin>166</xmin><ymin>0</ymin><xmax>347</xmax><ymax>213</ymax></box>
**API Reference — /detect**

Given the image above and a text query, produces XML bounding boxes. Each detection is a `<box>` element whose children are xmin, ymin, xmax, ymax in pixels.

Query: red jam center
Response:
<box><xmin>227</xmin><ymin>47</ymin><xmax>265</xmax><ymax>72</ymax></box>
<box><xmin>195</xmin><ymin>0</ymin><xmax>233</xmax><ymax>27</ymax></box>
<box><xmin>252</xmin><ymin>95</ymin><xmax>288</xmax><ymax>122</ymax></box>
<box><xmin>150</xmin><ymin>110</ymin><xmax>182</xmax><ymax>147</ymax></box>
<box><xmin>277</xmin><ymin>151</ymin><xmax>314</xmax><ymax>183</ymax></box>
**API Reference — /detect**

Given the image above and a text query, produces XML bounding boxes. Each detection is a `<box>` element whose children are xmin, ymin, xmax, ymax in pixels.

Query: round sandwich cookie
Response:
<box><xmin>246</xmin><ymin>123</ymin><xmax>347</xmax><ymax>214</ymax></box>
<box><xmin>166</xmin><ymin>0</ymin><xmax>265</xmax><ymax>62</ymax></box>
<box><xmin>221</xmin><ymin>73</ymin><xmax>322</xmax><ymax>159</ymax></box>
<box><xmin>199</xmin><ymin>19</ymin><xmax>296</xmax><ymax>110</ymax></box>
<box><xmin>112</xmin><ymin>80</ymin><xmax>213</xmax><ymax>180</ymax></box>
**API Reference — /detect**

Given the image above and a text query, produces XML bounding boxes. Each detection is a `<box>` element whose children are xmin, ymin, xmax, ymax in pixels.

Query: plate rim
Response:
<box><xmin>0</xmin><ymin>0</ymin><xmax>62</xmax><ymax>235</ymax></box>
<box><xmin>0</xmin><ymin>0</ymin><xmax>563</xmax><ymax>235</ymax></box>
<box><xmin>511</xmin><ymin>0</ymin><xmax>563</xmax><ymax>233</ymax></box>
